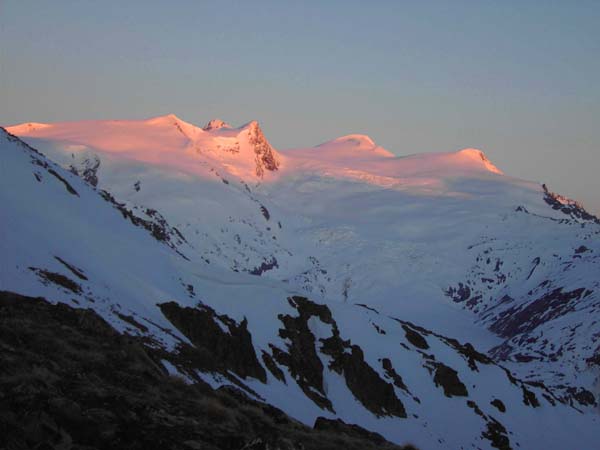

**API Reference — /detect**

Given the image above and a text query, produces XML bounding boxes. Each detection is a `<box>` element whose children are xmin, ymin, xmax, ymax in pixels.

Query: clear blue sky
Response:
<box><xmin>2</xmin><ymin>1</ymin><xmax>599</xmax><ymax>212</ymax></box>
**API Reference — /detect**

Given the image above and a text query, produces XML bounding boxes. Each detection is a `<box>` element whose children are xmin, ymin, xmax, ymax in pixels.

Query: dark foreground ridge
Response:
<box><xmin>0</xmin><ymin>291</ymin><xmax>416</xmax><ymax>450</ymax></box>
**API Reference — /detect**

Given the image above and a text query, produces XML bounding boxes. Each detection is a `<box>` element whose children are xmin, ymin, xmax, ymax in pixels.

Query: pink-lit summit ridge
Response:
<box><xmin>7</xmin><ymin>114</ymin><xmax>502</xmax><ymax>188</ymax></box>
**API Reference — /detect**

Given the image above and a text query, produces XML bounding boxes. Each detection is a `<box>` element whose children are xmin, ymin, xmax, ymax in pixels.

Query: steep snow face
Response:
<box><xmin>2</xmin><ymin>128</ymin><xmax>600</xmax><ymax>450</ymax></box>
<box><xmin>0</xmin><ymin>129</ymin><xmax>197</xmax><ymax>346</ymax></box>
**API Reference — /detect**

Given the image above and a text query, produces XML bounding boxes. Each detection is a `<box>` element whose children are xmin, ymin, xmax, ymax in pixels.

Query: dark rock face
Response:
<box><xmin>261</xmin><ymin>351</ymin><xmax>286</xmax><ymax>383</ymax></box>
<box><xmin>445</xmin><ymin>282</ymin><xmax>471</xmax><ymax>303</ymax></box>
<box><xmin>260</xmin><ymin>204</ymin><xmax>271</xmax><ymax>221</ymax></box>
<box><xmin>99</xmin><ymin>190</ymin><xmax>188</xmax><ymax>255</ymax></box>
<box><xmin>489</xmin><ymin>287</ymin><xmax>586</xmax><ymax>338</ymax></box>
<box><xmin>28</xmin><ymin>267</ymin><xmax>83</xmax><ymax>294</ymax></box>
<box><xmin>542</xmin><ymin>184</ymin><xmax>600</xmax><ymax>224</ymax></box>
<box><xmin>381</xmin><ymin>358</ymin><xmax>409</xmax><ymax>393</ymax></box>
<box><xmin>467</xmin><ymin>400</ymin><xmax>512</xmax><ymax>450</ymax></box>
<box><xmin>203</xmin><ymin>118</ymin><xmax>232</xmax><ymax>131</ymax></box>
<box><xmin>388</xmin><ymin>316</ymin><xmax>555</xmax><ymax>416</ymax></box>
<box><xmin>431</xmin><ymin>362</ymin><xmax>468</xmax><ymax>397</ymax></box>
<box><xmin>491</xmin><ymin>399</ymin><xmax>506</xmax><ymax>413</ymax></box>
<box><xmin>246</xmin><ymin>121</ymin><xmax>280</xmax><ymax>177</ymax></box>
<box><xmin>272</xmin><ymin>296</ymin><xmax>407</xmax><ymax>418</ymax></box>
<box><xmin>521</xmin><ymin>384</ymin><xmax>540</xmax><ymax>408</ymax></box>
<box><xmin>322</xmin><ymin>336</ymin><xmax>408</xmax><ymax>418</ymax></box>
<box><xmin>482</xmin><ymin>420</ymin><xmax>512</xmax><ymax>450</ymax></box>
<box><xmin>443</xmin><ymin>339</ymin><xmax>493</xmax><ymax>372</ymax></box>
<box><xmin>69</xmin><ymin>155</ymin><xmax>100</xmax><ymax>187</ymax></box>
<box><xmin>54</xmin><ymin>256</ymin><xmax>88</xmax><ymax>281</ymax></box>
<box><xmin>46</xmin><ymin>168</ymin><xmax>80</xmax><ymax>196</ymax></box>
<box><xmin>159</xmin><ymin>301</ymin><xmax>267</xmax><ymax>382</ymax></box>
<box><xmin>565</xmin><ymin>386</ymin><xmax>597</xmax><ymax>408</ymax></box>
<box><xmin>402</xmin><ymin>325</ymin><xmax>429</xmax><ymax>350</ymax></box>
<box><xmin>249</xmin><ymin>256</ymin><xmax>279</xmax><ymax>276</ymax></box>
<box><xmin>396</xmin><ymin>318</ymin><xmax>493</xmax><ymax>375</ymax></box>
<box><xmin>270</xmin><ymin>297</ymin><xmax>334</xmax><ymax>411</ymax></box>
<box><xmin>526</xmin><ymin>257</ymin><xmax>541</xmax><ymax>280</ymax></box>
<box><xmin>0</xmin><ymin>291</ymin><xmax>412</xmax><ymax>450</ymax></box>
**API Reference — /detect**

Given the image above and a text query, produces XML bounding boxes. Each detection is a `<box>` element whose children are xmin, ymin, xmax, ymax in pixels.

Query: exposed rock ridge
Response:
<box><xmin>246</xmin><ymin>121</ymin><xmax>280</xmax><ymax>177</ymax></box>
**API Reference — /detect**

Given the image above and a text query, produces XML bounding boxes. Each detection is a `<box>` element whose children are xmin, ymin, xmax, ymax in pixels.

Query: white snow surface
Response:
<box><xmin>3</xmin><ymin>116</ymin><xmax>600</xmax><ymax>449</ymax></box>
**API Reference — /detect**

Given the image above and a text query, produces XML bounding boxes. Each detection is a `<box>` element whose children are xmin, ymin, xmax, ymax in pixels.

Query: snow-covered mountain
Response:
<box><xmin>2</xmin><ymin>114</ymin><xmax>600</xmax><ymax>449</ymax></box>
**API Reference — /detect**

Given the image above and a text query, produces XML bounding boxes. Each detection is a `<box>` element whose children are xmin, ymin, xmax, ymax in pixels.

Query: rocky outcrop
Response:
<box><xmin>28</xmin><ymin>267</ymin><xmax>83</xmax><ymax>294</ymax></box>
<box><xmin>489</xmin><ymin>287</ymin><xmax>587</xmax><ymax>338</ymax></box>
<box><xmin>203</xmin><ymin>118</ymin><xmax>232</xmax><ymax>131</ymax></box>
<box><xmin>445</xmin><ymin>282</ymin><xmax>471</xmax><ymax>303</ymax></box>
<box><xmin>246</xmin><ymin>121</ymin><xmax>280</xmax><ymax>177</ymax></box>
<box><xmin>0</xmin><ymin>291</ymin><xmax>413</xmax><ymax>450</ymax></box>
<box><xmin>159</xmin><ymin>301</ymin><xmax>267</xmax><ymax>382</ymax></box>
<box><xmin>381</xmin><ymin>358</ymin><xmax>410</xmax><ymax>393</ymax></box>
<box><xmin>467</xmin><ymin>400</ymin><xmax>512</xmax><ymax>450</ymax></box>
<box><xmin>271</xmin><ymin>296</ymin><xmax>407</xmax><ymax>418</ymax></box>
<box><xmin>321</xmin><ymin>333</ymin><xmax>407</xmax><ymax>418</ymax></box>
<box><xmin>270</xmin><ymin>297</ymin><xmax>334</xmax><ymax>410</ymax></box>
<box><xmin>402</xmin><ymin>324</ymin><xmax>429</xmax><ymax>350</ymax></box>
<box><xmin>542</xmin><ymin>184</ymin><xmax>600</xmax><ymax>224</ymax></box>
<box><xmin>249</xmin><ymin>256</ymin><xmax>279</xmax><ymax>275</ymax></box>
<box><xmin>69</xmin><ymin>155</ymin><xmax>100</xmax><ymax>187</ymax></box>
<box><xmin>99</xmin><ymin>190</ymin><xmax>188</xmax><ymax>256</ymax></box>
<box><xmin>431</xmin><ymin>362</ymin><xmax>468</xmax><ymax>397</ymax></box>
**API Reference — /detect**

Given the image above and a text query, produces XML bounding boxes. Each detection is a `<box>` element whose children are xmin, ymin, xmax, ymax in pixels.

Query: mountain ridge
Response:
<box><xmin>6</xmin><ymin>115</ymin><xmax>507</xmax><ymax>186</ymax></box>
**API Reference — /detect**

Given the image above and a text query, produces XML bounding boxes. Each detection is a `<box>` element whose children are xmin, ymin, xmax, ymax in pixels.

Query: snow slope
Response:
<box><xmin>3</xmin><ymin>115</ymin><xmax>600</xmax><ymax>448</ymax></box>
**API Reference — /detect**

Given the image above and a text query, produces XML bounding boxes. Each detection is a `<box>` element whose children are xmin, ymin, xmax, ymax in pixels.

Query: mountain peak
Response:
<box><xmin>327</xmin><ymin>134</ymin><xmax>376</xmax><ymax>148</ymax></box>
<box><xmin>238</xmin><ymin>120</ymin><xmax>280</xmax><ymax>176</ymax></box>
<box><xmin>237</xmin><ymin>120</ymin><xmax>261</xmax><ymax>132</ymax></box>
<box><xmin>203</xmin><ymin>119</ymin><xmax>232</xmax><ymax>131</ymax></box>
<box><xmin>146</xmin><ymin>113</ymin><xmax>183</xmax><ymax>125</ymax></box>
<box><xmin>4</xmin><ymin>121</ymin><xmax>52</xmax><ymax>134</ymax></box>
<box><xmin>313</xmin><ymin>134</ymin><xmax>395</xmax><ymax>158</ymax></box>
<box><xmin>455</xmin><ymin>148</ymin><xmax>503</xmax><ymax>174</ymax></box>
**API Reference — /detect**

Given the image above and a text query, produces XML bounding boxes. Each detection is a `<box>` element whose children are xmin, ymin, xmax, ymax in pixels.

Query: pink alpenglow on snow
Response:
<box><xmin>6</xmin><ymin>114</ymin><xmax>502</xmax><ymax>191</ymax></box>
<box><xmin>7</xmin><ymin>114</ymin><xmax>281</xmax><ymax>180</ymax></box>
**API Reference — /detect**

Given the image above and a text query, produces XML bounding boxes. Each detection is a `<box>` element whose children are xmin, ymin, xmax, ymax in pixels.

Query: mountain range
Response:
<box><xmin>2</xmin><ymin>114</ymin><xmax>599</xmax><ymax>449</ymax></box>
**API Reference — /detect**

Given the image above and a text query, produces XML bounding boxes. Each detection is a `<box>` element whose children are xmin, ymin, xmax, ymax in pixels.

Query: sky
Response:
<box><xmin>1</xmin><ymin>0</ymin><xmax>599</xmax><ymax>212</ymax></box>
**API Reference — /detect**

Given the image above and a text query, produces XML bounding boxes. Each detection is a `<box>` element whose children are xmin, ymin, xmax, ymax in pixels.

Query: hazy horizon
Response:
<box><xmin>2</xmin><ymin>0</ymin><xmax>599</xmax><ymax>212</ymax></box>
